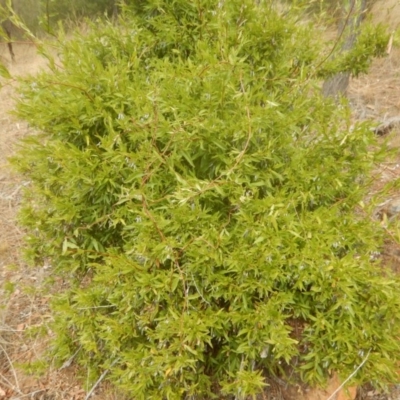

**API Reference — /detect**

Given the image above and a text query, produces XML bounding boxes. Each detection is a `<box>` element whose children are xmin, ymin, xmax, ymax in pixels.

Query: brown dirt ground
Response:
<box><xmin>1</xmin><ymin>3</ymin><xmax>400</xmax><ymax>399</ymax></box>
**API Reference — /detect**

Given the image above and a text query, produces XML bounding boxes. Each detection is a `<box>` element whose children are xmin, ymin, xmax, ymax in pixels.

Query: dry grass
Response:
<box><xmin>349</xmin><ymin>47</ymin><xmax>400</xmax><ymax>121</ymax></box>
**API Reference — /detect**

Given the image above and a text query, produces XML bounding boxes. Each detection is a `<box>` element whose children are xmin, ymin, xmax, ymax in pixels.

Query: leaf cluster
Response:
<box><xmin>318</xmin><ymin>22</ymin><xmax>389</xmax><ymax>78</ymax></box>
<box><xmin>11</xmin><ymin>1</ymin><xmax>400</xmax><ymax>398</ymax></box>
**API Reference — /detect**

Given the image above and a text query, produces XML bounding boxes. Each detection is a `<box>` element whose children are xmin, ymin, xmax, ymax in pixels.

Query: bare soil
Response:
<box><xmin>1</xmin><ymin>4</ymin><xmax>400</xmax><ymax>399</ymax></box>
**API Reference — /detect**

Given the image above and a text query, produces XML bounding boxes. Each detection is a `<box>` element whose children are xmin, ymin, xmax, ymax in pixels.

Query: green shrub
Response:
<box><xmin>11</xmin><ymin>0</ymin><xmax>400</xmax><ymax>398</ymax></box>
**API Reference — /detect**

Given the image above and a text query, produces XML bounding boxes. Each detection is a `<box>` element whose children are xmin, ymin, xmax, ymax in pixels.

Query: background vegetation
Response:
<box><xmin>41</xmin><ymin>0</ymin><xmax>118</xmax><ymax>25</ymax></box>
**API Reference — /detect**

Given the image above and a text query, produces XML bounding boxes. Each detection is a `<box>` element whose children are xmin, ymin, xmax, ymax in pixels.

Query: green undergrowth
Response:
<box><xmin>10</xmin><ymin>1</ymin><xmax>400</xmax><ymax>399</ymax></box>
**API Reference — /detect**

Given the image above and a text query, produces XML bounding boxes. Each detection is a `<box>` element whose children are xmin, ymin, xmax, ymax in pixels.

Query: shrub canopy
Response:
<box><xmin>12</xmin><ymin>0</ymin><xmax>400</xmax><ymax>398</ymax></box>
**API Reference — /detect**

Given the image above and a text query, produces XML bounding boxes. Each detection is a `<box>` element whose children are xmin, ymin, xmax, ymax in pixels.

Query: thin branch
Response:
<box><xmin>13</xmin><ymin>389</ymin><xmax>47</xmax><ymax>399</ymax></box>
<box><xmin>84</xmin><ymin>359</ymin><xmax>118</xmax><ymax>400</ymax></box>
<box><xmin>0</xmin><ymin>371</ymin><xmax>20</xmax><ymax>394</ymax></box>
<box><xmin>314</xmin><ymin>0</ymin><xmax>357</xmax><ymax>73</ymax></box>
<box><xmin>142</xmin><ymin>196</ymin><xmax>166</xmax><ymax>241</ymax></box>
<box><xmin>46</xmin><ymin>81</ymin><xmax>95</xmax><ymax>102</ymax></box>
<box><xmin>59</xmin><ymin>345</ymin><xmax>82</xmax><ymax>370</ymax></box>
<box><xmin>326</xmin><ymin>349</ymin><xmax>371</xmax><ymax>400</ymax></box>
<box><xmin>0</xmin><ymin>343</ymin><xmax>21</xmax><ymax>394</ymax></box>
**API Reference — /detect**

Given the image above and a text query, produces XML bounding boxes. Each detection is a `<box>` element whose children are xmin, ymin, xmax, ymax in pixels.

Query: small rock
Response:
<box><xmin>378</xmin><ymin>198</ymin><xmax>400</xmax><ymax>220</ymax></box>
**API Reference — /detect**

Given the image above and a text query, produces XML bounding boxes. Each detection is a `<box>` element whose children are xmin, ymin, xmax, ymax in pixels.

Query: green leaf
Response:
<box><xmin>0</xmin><ymin>62</ymin><xmax>11</xmax><ymax>79</ymax></box>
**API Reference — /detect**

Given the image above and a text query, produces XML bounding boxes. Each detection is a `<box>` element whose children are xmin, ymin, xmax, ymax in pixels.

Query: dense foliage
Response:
<box><xmin>11</xmin><ymin>0</ymin><xmax>400</xmax><ymax>398</ymax></box>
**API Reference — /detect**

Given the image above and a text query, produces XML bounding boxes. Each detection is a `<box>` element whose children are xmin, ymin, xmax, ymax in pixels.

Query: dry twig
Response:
<box><xmin>326</xmin><ymin>349</ymin><xmax>371</xmax><ymax>400</ymax></box>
